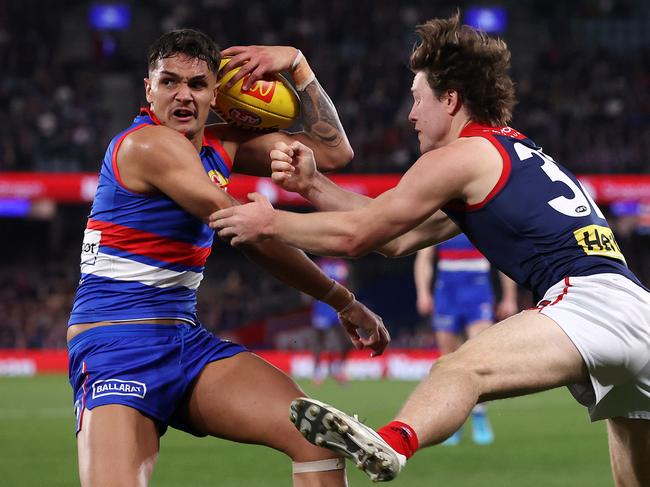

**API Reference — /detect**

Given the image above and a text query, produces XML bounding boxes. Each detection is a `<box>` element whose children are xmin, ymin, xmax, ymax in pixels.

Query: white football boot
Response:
<box><xmin>290</xmin><ymin>397</ymin><xmax>406</xmax><ymax>482</ymax></box>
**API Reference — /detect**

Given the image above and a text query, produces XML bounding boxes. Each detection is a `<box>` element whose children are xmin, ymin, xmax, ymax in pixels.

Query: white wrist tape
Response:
<box><xmin>320</xmin><ymin>280</ymin><xmax>338</xmax><ymax>303</ymax></box>
<box><xmin>337</xmin><ymin>294</ymin><xmax>356</xmax><ymax>315</ymax></box>
<box><xmin>292</xmin><ymin>458</ymin><xmax>346</xmax><ymax>474</ymax></box>
<box><xmin>290</xmin><ymin>49</ymin><xmax>316</xmax><ymax>91</ymax></box>
<box><xmin>295</xmin><ymin>71</ymin><xmax>316</xmax><ymax>91</ymax></box>
<box><xmin>291</xmin><ymin>49</ymin><xmax>304</xmax><ymax>70</ymax></box>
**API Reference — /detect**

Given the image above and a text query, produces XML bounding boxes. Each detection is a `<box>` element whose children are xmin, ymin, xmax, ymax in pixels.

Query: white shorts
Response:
<box><xmin>538</xmin><ymin>273</ymin><xmax>650</xmax><ymax>421</ymax></box>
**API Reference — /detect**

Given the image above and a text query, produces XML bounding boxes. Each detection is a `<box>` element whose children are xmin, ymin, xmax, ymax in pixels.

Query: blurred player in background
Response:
<box><xmin>211</xmin><ymin>12</ymin><xmax>650</xmax><ymax>486</ymax></box>
<box><xmin>414</xmin><ymin>235</ymin><xmax>518</xmax><ymax>445</ymax></box>
<box><xmin>311</xmin><ymin>257</ymin><xmax>353</xmax><ymax>385</ymax></box>
<box><xmin>609</xmin><ymin>200</ymin><xmax>649</xmax><ymax>286</ymax></box>
<box><xmin>66</xmin><ymin>28</ymin><xmax>390</xmax><ymax>487</ymax></box>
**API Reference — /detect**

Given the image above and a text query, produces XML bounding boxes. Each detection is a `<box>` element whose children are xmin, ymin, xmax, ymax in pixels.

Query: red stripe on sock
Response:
<box><xmin>377</xmin><ymin>421</ymin><xmax>419</xmax><ymax>458</ymax></box>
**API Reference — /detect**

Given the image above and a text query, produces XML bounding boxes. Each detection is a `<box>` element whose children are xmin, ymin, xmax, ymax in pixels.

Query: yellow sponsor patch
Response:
<box><xmin>207</xmin><ymin>169</ymin><xmax>229</xmax><ymax>189</ymax></box>
<box><xmin>573</xmin><ymin>224</ymin><xmax>626</xmax><ymax>263</ymax></box>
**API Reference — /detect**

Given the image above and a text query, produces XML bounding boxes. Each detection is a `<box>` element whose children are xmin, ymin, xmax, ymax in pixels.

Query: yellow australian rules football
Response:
<box><xmin>215</xmin><ymin>58</ymin><xmax>300</xmax><ymax>130</ymax></box>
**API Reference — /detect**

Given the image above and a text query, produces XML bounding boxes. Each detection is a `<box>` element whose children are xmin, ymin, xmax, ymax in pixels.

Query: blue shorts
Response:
<box><xmin>68</xmin><ymin>323</ymin><xmax>247</xmax><ymax>436</ymax></box>
<box><xmin>312</xmin><ymin>301</ymin><xmax>339</xmax><ymax>330</ymax></box>
<box><xmin>433</xmin><ymin>272</ymin><xmax>494</xmax><ymax>334</ymax></box>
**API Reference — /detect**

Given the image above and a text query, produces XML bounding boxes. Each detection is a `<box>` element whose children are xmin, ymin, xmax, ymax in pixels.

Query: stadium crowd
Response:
<box><xmin>0</xmin><ymin>243</ymin><xmax>308</xmax><ymax>349</ymax></box>
<box><xmin>1</xmin><ymin>0</ymin><xmax>650</xmax><ymax>349</ymax></box>
<box><xmin>1</xmin><ymin>0</ymin><xmax>650</xmax><ymax>173</ymax></box>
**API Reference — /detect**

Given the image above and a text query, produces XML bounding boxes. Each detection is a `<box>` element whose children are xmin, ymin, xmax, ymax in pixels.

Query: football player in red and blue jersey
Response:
<box><xmin>414</xmin><ymin>235</ymin><xmax>518</xmax><ymax>445</ymax></box>
<box><xmin>211</xmin><ymin>13</ymin><xmax>650</xmax><ymax>486</ymax></box>
<box><xmin>311</xmin><ymin>257</ymin><xmax>353</xmax><ymax>385</ymax></box>
<box><xmin>67</xmin><ymin>29</ymin><xmax>390</xmax><ymax>487</ymax></box>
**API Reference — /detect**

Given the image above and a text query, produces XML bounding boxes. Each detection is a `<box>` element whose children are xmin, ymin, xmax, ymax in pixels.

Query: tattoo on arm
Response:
<box><xmin>299</xmin><ymin>80</ymin><xmax>344</xmax><ymax>147</ymax></box>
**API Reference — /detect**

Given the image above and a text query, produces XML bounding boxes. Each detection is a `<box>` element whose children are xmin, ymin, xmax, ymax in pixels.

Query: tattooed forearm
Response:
<box><xmin>299</xmin><ymin>80</ymin><xmax>344</xmax><ymax>147</ymax></box>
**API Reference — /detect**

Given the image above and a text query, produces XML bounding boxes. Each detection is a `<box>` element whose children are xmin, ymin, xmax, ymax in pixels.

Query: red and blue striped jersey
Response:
<box><xmin>436</xmin><ymin>234</ymin><xmax>489</xmax><ymax>273</ymax></box>
<box><xmin>69</xmin><ymin>109</ymin><xmax>233</xmax><ymax>325</ymax></box>
<box><xmin>442</xmin><ymin>122</ymin><xmax>641</xmax><ymax>301</ymax></box>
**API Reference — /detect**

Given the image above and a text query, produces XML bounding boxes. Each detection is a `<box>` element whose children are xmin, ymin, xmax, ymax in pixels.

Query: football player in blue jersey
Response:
<box><xmin>311</xmin><ymin>257</ymin><xmax>353</xmax><ymax>385</ymax></box>
<box><xmin>414</xmin><ymin>237</ymin><xmax>518</xmax><ymax>445</ymax></box>
<box><xmin>211</xmin><ymin>12</ymin><xmax>650</xmax><ymax>486</ymax></box>
<box><xmin>67</xmin><ymin>29</ymin><xmax>390</xmax><ymax>487</ymax></box>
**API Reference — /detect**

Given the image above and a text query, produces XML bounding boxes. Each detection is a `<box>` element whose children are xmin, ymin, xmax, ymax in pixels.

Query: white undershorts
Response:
<box><xmin>538</xmin><ymin>273</ymin><xmax>650</xmax><ymax>421</ymax></box>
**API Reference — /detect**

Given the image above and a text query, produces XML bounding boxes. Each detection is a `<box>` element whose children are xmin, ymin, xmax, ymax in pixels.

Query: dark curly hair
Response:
<box><xmin>148</xmin><ymin>29</ymin><xmax>221</xmax><ymax>74</ymax></box>
<box><xmin>409</xmin><ymin>12</ymin><xmax>516</xmax><ymax>126</ymax></box>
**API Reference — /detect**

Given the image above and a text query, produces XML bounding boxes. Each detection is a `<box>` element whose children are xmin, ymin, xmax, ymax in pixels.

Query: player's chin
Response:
<box><xmin>170</xmin><ymin>119</ymin><xmax>200</xmax><ymax>137</ymax></box>
<box><xmin>419</xmin><ymin>139</ymin><xmax>435</xmax><ymax>154</ymax></box>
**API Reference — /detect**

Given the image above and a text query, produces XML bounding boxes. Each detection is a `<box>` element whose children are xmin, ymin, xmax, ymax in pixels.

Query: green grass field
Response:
<box><xmin>0</xmin><ymin>375</ymin><xmax>611</xmax><ymax>486</ymax></box>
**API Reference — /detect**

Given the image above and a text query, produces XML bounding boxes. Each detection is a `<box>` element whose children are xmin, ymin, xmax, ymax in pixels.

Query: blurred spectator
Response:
<box><xmin>0</xmin><ymin>260</ymin><xmax>75</xmax><ymax>348</ymax></box>
<box><xmin>609</xmin><ymin>200</ymin><xmax>650</xmax><ymax>285</ymax></box>
<box><xmin>2</xmin><ymin>0</ymin><xmax>650</xmax><ymax>173</ymax></box>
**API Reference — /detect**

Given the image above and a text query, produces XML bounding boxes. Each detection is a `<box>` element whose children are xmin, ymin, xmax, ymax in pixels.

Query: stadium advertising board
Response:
<box><xmin>0</xmin><ymin>349</ymin><xmax>439</xmax><ymax>380</ymax></box>
<box><xmin>1</xmin><ymin>173</ymin><xmax>649</xmax><ymax>206</ymax></box>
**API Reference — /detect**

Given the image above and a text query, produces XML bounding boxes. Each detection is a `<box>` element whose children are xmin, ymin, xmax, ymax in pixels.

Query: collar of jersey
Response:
<box><xmin>138</xmin><ymin>107</ymin><xmax>212</xmax><ymax>149</ymax></box>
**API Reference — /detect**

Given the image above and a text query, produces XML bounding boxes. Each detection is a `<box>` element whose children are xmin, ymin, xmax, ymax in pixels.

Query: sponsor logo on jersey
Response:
<box><xmin>241</xmin><ymin>78</ymin><xmax>276</xmax><ymax>103</ymax></box>
<box><xmin>92</xmin><ymin>379</ymin><xmax>147</xmax><ymax>399</ymax></box>
<box><xmin>573</xmin><ymin>224</ymin><xmax>626</xmax><ymax>263</ymax></box>
<box><xmin>475</xmin><ymin>125</ymin><xmax>524</xmax><ymax>139</ymax></box>
<box><xmin>207</xmin><ymin>169</ymin><xmax>229</xmax><ymax>188</ymax></box>
<box><xmin>229</xmin><ymin>108</ymin><xmax>262</xmax><ymax>126</ymax></box>
<box><xmin>81</xmin><ymin>229</ymin><xmax>101</xmax><ymax>266</ymax></box>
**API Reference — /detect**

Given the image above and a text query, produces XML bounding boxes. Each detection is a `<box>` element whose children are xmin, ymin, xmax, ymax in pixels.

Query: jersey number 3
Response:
<box><xmin>514</xmin><ymin>143</ymin><xmax>625</xmax><ymax>263</ymax></box>
<box><xmin>513</xmin><ymin>143</ymin><xmax>605</xmax><ymax>219</ymax></box>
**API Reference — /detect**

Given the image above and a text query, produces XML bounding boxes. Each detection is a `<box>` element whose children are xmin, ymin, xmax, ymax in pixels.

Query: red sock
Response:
<box><xmin>377</xmin><ymin>421</ymin><xmax>419</xmax><ymax>459</ymax></box>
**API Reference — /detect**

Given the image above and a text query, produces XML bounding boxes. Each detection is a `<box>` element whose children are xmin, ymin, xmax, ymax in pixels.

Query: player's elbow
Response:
<box><xmin>335</xmin><ymin>143</ymin><xmax>355</xmax><ymax>169</ymax></box>
<box><xmin>385</xmin><ymin>239</ymin><xmax>417</xmax><ymax>258</ymax></box>
<box><xmin>332</xmin><ymin>212</ymin><xmax>377</xmax><ymax>257</ymax></box>
<box><xmin>376</xmin><ymin>244</ymin><xmax>403</xmax><ymax>259</ymax></box>
<box><xmin>378</xmin><ymin>231</ymin><xmax>428</xmax><ymax>258</ymax></box>
<box><xmin>317</xmin><ymin>144</ymin><xmax>354</xmax><ymax>171</ymax></box>
<box><xmin>342</xmin><ymin>233</ymin><xmax>375</xmax><ymax>259</ymax></box>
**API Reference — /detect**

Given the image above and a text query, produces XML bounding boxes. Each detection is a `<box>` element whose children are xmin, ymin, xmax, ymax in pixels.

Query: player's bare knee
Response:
<box><xmin>432</xmin><ymin>349</ymin><xmax>483</xmax><ymax>374</ymax></box>
<box><xmin>430</xmin><ymin>350</ymin><xmax>494</xmax><ymax>388</ymax></box>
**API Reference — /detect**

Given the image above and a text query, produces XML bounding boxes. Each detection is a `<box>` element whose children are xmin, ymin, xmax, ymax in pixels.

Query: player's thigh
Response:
<box><xmin>441</xmin><ymin>310</ymin><xmax>588</xmax><ymax>401</ymax></box>
<box><xmin>77</xmin><ymin>404</ymin><xmax>160</xmax><ymax>487</ymax></box>
<box><xmin>607</xmin><ymin>417</ymin><xmax>650</xmax><ymax>487</ymax></box>
<box><xmin>465</xmin><ymin>319</ymin><xmax>492</xmax><ymax>339</ymax></box>
<box><xmin>181</xmin><ymin>352</ymin><xmax>337</xmax><ymax>460</ymax></box>
<box><xmin>435</xmin><ymin>330</ymin><xmax>462</xmax><ymax>354</ymax></box>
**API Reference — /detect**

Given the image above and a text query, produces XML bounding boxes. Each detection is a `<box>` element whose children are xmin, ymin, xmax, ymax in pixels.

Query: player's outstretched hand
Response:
<box><xmin>271</xmin><ymin>141</ymin><xmax>317</xmax><ymax>195</ymax></box>
<box><xmin>219</xmin><ymin>45</ymin><xmax>299</xmax><ymax>90</ymax></box>
<box><xmin>338</xmin><ymin>301</ymin><xmax>390</xmax><ymax>357</ymax></box>
<box><xmin>210</xmin><ymin>193</ymin><xmax>274</xmax><ymax>245</ymax></box>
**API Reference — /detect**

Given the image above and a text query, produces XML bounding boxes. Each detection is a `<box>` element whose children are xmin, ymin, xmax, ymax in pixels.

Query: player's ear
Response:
<box><xmin>211</xmin><ymin>84</ymin><xmax>218</xmax><ymax>109</ymax></box>
<box><xmin>144</xmin><ymin>77</ymin><xmax>153</xmax><ymax>103</ymax></box>
<box><xmin>444</xmin><ymin>90</ymin><xmax>462</xmax><ymax>116</ymax></box>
